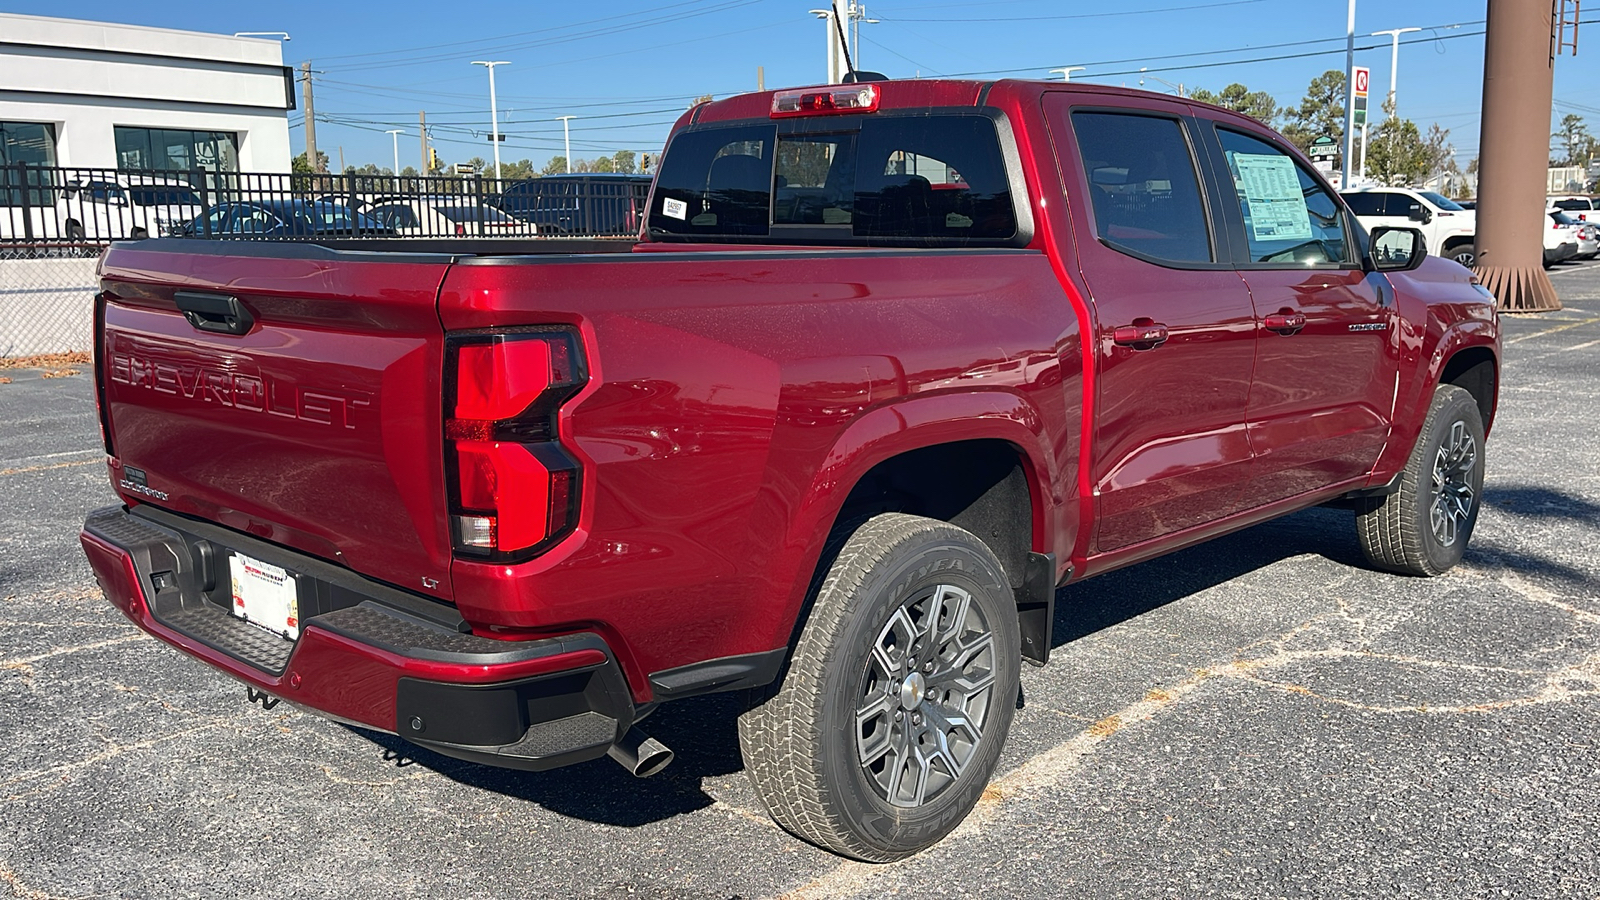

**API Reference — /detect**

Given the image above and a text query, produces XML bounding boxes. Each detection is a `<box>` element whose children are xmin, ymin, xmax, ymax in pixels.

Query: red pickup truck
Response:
<box><xmin>81</xmin><ymin>79</ymin><xmax>1499</xmax><ymax>861</ymax></box>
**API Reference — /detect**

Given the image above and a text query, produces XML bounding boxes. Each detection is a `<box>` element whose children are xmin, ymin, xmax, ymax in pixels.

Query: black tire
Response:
<box><xmin>1445</xmin><ymin>244</ymin><xmax>1476</xmax><ymax>267</ymax></box>
<box><xmin>131</xmin><ymin>226</ymin><xmax>148</xmax><ymax>239</ymax></box>
<box><xmin>65</xmin><ymin>221</ymin><xmax>85</xmax><ymax>240</ymax></box>
<box><xmin>739</xmin><ymin>513</ymin><xmax>1021</xmax><ymax>861</ymax></box>
<box><xmin>1356</xmin><ymin>384</ymin><xmax>1485</xmax><ymax>576</ymax></box>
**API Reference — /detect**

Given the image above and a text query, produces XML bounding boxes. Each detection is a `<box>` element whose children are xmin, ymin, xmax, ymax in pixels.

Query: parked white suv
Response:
<box><xmin>57</xmin><ymin>175</ymin><xmax>205</xmax><ymax>241</ymax></box>
<box><xmin>1341</xmin><ymin>187</ymin><xmax>1477</xmax><ymax>267</ymax></box>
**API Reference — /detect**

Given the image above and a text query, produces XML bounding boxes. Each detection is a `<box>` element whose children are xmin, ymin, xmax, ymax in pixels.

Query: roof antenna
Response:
<box><xmin>834</xmin><ymin>4</ymin><xmax>886</xmax><ymax>82</ymax></box>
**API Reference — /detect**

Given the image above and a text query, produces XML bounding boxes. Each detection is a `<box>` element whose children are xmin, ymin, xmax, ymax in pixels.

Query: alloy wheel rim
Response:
<box><xmin>855</xmin><ymin>583</ymin><xmax>996</xmax><ymax>808</ymax></box>
<box><xmin>1430</xmin><ymin>419</ymin><xmax>1477</xmax><ymax>547</ymax></box>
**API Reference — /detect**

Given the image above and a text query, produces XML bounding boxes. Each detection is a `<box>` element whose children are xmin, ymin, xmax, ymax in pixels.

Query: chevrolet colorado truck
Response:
<box><xmin>81</xmin><ymin>80</ymin><xmax>1500</xmax><ymax>861</ymax></box>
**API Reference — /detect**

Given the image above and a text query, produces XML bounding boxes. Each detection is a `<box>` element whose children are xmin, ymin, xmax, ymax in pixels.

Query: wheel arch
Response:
<box><xmin>1440</xmin><ymin>344</ymin><xmax>1498</xmax><ymax>433</ymax></box>
<box><xmin>768</xmin><ymin>391</ymin><xmax>1062</xmax><ymax>663</ymax></box>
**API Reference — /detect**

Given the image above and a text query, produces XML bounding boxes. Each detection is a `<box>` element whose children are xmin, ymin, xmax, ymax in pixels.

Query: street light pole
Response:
<box><xmin>1341</xmin><ymin>0</ymin><xmax>1357</xmax><ymax>190</ymax></box>
<box><xmin>1138</xmin><ymin>68</ymin><xmax>1184</xmax><ymax>97</ymax></box>
<box><xmin>1050</xmin><ymin>66</ymin><xmax>1087</xmax><ymax>81</ymax></box>
<box><xmin>385</xmin><ymin>129</ymin><xmax>403</xmax><ymax>176</ymax></box>
<box><xmin>471</xmin><ymin>60</ymin><xmax>510</xmax><ymax>178</ymax></box>
<box><xmin>556</xmin><ymin>116</ymin><xmax>576</xmax><ymax>174</ymax></box>
<box><xmin>1367</xmin><ymin>27</ymin><xmax>1421</xmax><ymax>183</ymax></box>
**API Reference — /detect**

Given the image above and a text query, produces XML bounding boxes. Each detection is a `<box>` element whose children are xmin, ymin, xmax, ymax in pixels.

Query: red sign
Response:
<box><xmin>1353</xmin><ymin>67</ymin><xmax>1370</xmax><ymax>98</ymax></box>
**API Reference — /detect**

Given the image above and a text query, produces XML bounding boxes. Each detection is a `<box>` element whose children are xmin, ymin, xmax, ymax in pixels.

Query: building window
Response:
<box><xmin>0</xmin><ymin>121</ymin><xmax>58</xmax><ymax>167</ymax></box>
<box><xmin>1</xmin><ymin>122</ymin><xmax>59</xmax><ymax>208</ymax></box>
<box><xmin>114</xmin><ymin>128</ymin><xmax>239</xmax><ymax>173</ymax></box>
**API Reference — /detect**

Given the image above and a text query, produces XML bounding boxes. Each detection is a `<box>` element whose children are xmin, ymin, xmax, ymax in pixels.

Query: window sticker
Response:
<box><xmin>1232</xmin><ymin>153</ymin><xmax>1313</xmax><ymax>242</ymax></box>
<box><xmin>662</xmin><ymin>197</ymin><xmax>688</xmax><ymax>220</ymax></box>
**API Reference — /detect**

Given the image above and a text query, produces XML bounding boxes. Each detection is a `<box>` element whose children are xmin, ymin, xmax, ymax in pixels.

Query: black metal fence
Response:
<box><xmin>1</xmin><ymin>164</ymin><xmax>654</xmax><ymax>246</ymax></box>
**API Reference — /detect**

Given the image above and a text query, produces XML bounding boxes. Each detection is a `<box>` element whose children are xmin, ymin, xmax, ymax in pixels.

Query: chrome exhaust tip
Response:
<box><xmin>606</xmin><ymin>726</ymin><xmax>674</xmax><ymax>778</ymax></box>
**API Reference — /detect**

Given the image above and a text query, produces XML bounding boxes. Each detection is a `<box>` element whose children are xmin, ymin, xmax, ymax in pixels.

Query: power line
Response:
<box><xmin>311</xmin><ymin>0</ymin><xmax>734</xmax><ymax>64</ymax></box>
<box><xmin>319</xmin><ymin>0</ymin><xmax>766</xmax><ymax>73</ymax></box>
<box><xmin>881</xmin><ymin>0</ymin><xmax>1269</xmax><ymax>23</ymax></box>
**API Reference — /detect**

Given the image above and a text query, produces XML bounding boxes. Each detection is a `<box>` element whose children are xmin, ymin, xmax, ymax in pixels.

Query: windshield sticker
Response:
<box><xmin>1233</xmin><ymin>153</ymin><xmax>1313</xmax><ymax>242</ymax></box>
<box><xmin>662</xmin><ymin>197</ymin><xmax>688</xmax><ymax>220</ymax></box>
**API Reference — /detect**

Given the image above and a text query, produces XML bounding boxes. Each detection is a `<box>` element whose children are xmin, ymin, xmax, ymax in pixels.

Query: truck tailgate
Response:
<box><xmin>97</xmin><ymin>241</ymin><xmax>458</xmax><ymax>601</ymax></box>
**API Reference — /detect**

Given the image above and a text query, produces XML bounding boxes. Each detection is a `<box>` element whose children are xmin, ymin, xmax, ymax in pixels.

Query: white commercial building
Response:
<box><xmin>0</xmin><ymin>13</ymin><xmax>294</xmax><ymax>174</ymax></box>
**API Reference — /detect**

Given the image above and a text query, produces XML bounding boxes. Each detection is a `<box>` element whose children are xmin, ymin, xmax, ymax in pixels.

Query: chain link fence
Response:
<box><xmin>1</xmin><ymin>244</ymin><xmax>100</xmax><ymax>358</ymax></box>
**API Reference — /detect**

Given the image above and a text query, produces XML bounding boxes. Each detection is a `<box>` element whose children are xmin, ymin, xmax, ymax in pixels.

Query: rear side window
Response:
<box><xmin>1217</xmin><ymin>128</ymin><xmax>1350</xmax><ymax>265</ymax></box>
<box><xmin>647</xmin><ymin>114</ymin><xmax>1017</xmax><ymax>244</ymax></box>
<box><xmin>1070</xmin><ymin>112</ymin><xmax>1213</xmax><ymax>264</ymax></box>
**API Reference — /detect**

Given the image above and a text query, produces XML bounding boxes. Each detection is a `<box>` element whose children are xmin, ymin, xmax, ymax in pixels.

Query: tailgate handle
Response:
<box><xmin>176</xmin><ymin>291</ymin><xmax>254</xmax><ymax>336</ymax></box>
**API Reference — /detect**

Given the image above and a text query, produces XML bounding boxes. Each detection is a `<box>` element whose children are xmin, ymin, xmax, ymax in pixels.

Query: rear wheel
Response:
<box><xmin>739</xmin><ymin>513</ymin><xmax>1021</xmax><ymax>861</ymax></box>
<box><xmin>130</xmin><ymin>226</ymin><xmax>148</xmax><ymax>239</ymax></box>
<box><xmin>65</xmin><ymin>221</ymin><xmax>85</xmax><ymax>240</ymax></box>
<box><xmin>1356</xmin><ymin>384</ymin><xmax>1485</xmax><ymax>576</ymax></box>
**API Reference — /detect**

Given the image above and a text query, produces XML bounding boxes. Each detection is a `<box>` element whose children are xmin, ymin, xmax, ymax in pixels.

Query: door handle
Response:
<box><xmin>1112</xmin><ymin>321</ymin><xmax>1170</xmax><ymax>348</ymax></box>
<box><xmin>1263</xmin><ymin>311</ymin><xmax>1306</xmax><ymax>335</ymax></box>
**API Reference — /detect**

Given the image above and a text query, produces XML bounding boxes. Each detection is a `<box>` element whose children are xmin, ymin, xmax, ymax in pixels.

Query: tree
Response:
<box><xmin>611</xmin><ymin>150</ymin><xmax>637</xmax><ymax>174</ymax></box>
<box><xmin>399</xmin><ymin>165</ymin><xmax>419</xmax><ymax>177</ymax></box>
<box><xmin>1280</xmin><ymin>69</ymin><xmax>1346</xmax><ymax>154</ymax></box>
<box><xmin>1365</xmin><ymin>110</ymin><xmax>1428</xmax><ymax>186</ymax></box>
<box><xmin>1553</xmin><ymin>113</ymin><xmax>1593</xmax><ymax>166</ymax></box>
<box><xmin>542</xmin><ymin>156</ymin><xmax>568</xmax><ymax>176</ymax></box>
<box><xmin>292</xmin><ymin>150</ymin><xmax>328</xmax><ymax>174</ymax></box>
<box><xmin>1189</xmin><ymin>83</ymin><xmax>1279</xmax><ymax>125</ymax></box>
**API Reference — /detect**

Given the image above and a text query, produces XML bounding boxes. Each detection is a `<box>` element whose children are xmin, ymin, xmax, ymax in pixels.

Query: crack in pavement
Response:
<box><xmin>0</xmin><ymin>637</ymin><xmax>143</xmax><ymax>670</ymax></box>
<box><xmin>775</xmin><ymin>563</ymin><xmax>1600</xmax><ymax>900</ymax></box>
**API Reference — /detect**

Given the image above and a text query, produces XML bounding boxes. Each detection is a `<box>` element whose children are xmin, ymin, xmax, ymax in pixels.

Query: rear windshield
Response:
<box><xmin>1553</xmin><ymin>198</ymin><xmax>1594</xmax><ymax>211</ymax></box>
<box><xmin>648</xmin><ymin>114</ymin><xmax>1017</xmax><ymax>245</ymax></box>
<box><xmin>130</xmin><ymin>187</ymin><xmax>200</xmax><ymax>207</ymax></box>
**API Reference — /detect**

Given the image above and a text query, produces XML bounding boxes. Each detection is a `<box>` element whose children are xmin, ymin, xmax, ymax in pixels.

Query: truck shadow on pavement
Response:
<box><xmin>337</xmin><ymin>484</ymin><xmax>1593</xmax><ymax>828</ymax></box>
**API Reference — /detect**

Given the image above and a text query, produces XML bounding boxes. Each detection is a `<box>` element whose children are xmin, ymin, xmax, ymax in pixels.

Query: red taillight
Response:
<box><xmin>772</xmin><ymin>84</ymin><xmax>880</xmax><ymax>117</ymax></box>
<box><xmin>455</xmin><ymin>223</ymin><xmax>466</xmax><ymax>235</ymax></box>
<box><xmin>445</xmin><ymin>331</ymin><xmax>586</xmax><ymax>559</ymax></box>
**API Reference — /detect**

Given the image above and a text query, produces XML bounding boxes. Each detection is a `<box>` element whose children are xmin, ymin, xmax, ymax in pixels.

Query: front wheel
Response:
<box><xmin>1356</xmin><ymin>384</ymin><xmax>1485</xmax><ymax>576</ymax></box>
<box><xmin>739</xmin><ymin>514</ymin><xmax>1021</xmax><ymax>861</ymax></box>
<box><xmin>1445</xmin><ymin>244</ymin><xmax>1476</xmax><ymax>267</ymax></box>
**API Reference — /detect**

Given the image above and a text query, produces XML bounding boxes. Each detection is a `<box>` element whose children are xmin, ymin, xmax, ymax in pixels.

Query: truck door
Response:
<box><xmin>1043</xmin><ymin>95</ymin><xmax>1259</xmax><ymax>553</ymax></box>
<box><xmin>1197</xmin><ymin>121</ymin><xmax>1400</xmax><ymax>505</ymax></box>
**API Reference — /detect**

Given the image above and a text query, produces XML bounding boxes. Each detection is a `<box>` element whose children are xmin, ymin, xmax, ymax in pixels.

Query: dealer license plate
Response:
<box><xmin>228</xmin><ymin>553</ymin><xmax>300</xmax><ymax>641</ymax></box>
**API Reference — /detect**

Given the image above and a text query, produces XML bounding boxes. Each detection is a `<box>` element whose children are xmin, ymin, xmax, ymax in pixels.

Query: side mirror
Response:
<box><xmin>1407</xmin><ymin>204</ymin><xmax>1431</xmax><ymax>224</ymax></box>
<box><xmin>1368</xmin><ymin>226</ymin><xmax>1428</xmax><ymax>272</ymax></box>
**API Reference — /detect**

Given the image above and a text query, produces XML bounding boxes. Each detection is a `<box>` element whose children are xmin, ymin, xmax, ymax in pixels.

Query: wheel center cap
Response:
<box><xmin>900</xmin><ymin>672</ymin><xmax>927</xmax><ymax>710</ymax></box>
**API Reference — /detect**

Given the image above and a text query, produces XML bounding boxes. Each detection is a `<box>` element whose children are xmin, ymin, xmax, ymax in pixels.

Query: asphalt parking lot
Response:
<box><xmin>3</xmin><ymin>266</ymin><xmax>1599</xmax><ymax>900</ymax></box>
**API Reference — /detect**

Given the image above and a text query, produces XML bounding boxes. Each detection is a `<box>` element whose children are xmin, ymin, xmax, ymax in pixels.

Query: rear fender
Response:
<box><xmin>766</xmin><ymin>390</ymin><xmax>1063</xmax><ymax>650</ymax></box>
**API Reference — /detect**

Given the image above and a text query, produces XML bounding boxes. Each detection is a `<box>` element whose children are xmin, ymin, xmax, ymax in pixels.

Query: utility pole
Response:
<box><xmin>472</xmin><ymin>60</ymin><xmax>510</xmax><ymax>179</ymax></box>
<box><xmin>1050</xmin><ymin>66</ymin><xmax>1087</xmax><ymax>81</ymax></box>
<box><xmin>419</xmin><ymin>111</ymin><xmax>428</xmax><ymax>175</ymax></box>
<box><xmin>557</xmin><ymin>116</ymin><xmax>576</xmax><ymax>173</ymax></box>
<box><xmin>758</xmin><ymin>66</ymin><xmax>764</xmax><ymax>91</ymax></box>
<box><xmin>847</xmin><ymin>1</ymin><xmax>878</xmax><ymax>68</ymax></box>
<box><xmin>385</xmin><ymin>129</ymin><xmax>403</xmax><ymax>176</ymax></box>
<box><xmin>1340</xmin><ymin>0</ymin><xmax>1356</xmax><ymax>190</ymax></box>
<box><xmin>300</xmin><ymin>61</ymin><xmax>321</xmax><ymax>173</ymax></box>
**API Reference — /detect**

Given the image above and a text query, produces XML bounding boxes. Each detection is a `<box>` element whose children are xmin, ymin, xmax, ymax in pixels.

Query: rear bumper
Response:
<box><xmin>80</xmin><ymin>505</ymin><xmax>636</xmax><ymax>771</ymax></box>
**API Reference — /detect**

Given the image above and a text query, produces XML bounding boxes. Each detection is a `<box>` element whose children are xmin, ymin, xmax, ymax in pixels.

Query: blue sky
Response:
<box><xmin>8</xmin><ymin>0</ymin><xmax>1592</xmax><ymax>172</ymax></box>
